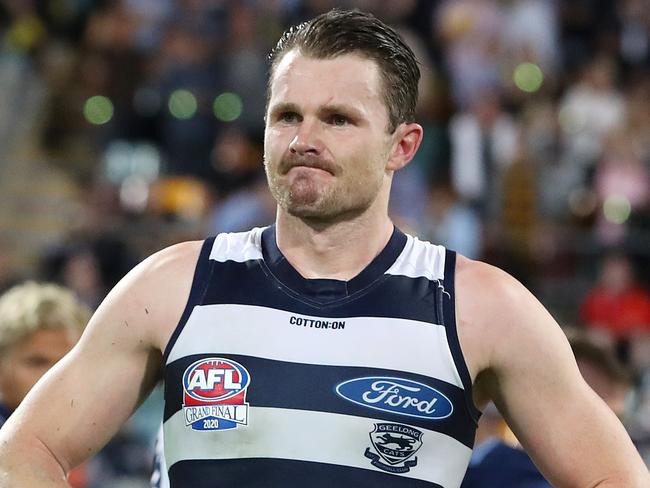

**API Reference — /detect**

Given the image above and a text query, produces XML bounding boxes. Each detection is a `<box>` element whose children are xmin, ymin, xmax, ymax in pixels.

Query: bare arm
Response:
<box><xmin>456</xmin><ymin>257</ymin><xmax>650</xmax><ymax>487</ymax></box>
<box><xmin>0</xmin><ymin>241</ymin><xmax>202</xmax><ymax>487</ymax></box>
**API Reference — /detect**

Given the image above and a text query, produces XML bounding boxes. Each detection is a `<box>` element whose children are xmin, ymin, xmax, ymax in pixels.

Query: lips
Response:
<box><xmin>281</xmin><ymin>154</ymin><xmax>337</xmax><ymax>176</ymax></box>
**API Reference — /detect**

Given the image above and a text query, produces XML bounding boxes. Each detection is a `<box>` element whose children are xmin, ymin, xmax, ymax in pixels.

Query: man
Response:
<box><xmin>0</xmin><ymin>282</ymin><xmax>90</xmax><ymax>487</ymax></box>
<box><xmin>0</xmin><ymin>9</ymin><xmax>648</xmax><ymax>488</ymax></box>
<box><xmin>0</xmin><ymin>281</ymin><xmax>89</xmax><ymax>424</ymax></box>
<box><xmin>461</xmin><ymin>331</ymin><xmax>634</xmax><ymax>487</ymax></box>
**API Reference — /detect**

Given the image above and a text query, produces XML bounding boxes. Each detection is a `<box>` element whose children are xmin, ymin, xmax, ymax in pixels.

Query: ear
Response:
<box><xmin>386</xmin><ymin>123</ymin><xmax>424</xmax><ymax>172</ymax></box>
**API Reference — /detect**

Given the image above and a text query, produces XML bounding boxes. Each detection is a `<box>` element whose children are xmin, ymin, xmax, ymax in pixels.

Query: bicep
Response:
<box><xmin>485</xmin><ymin>281</ymin><xmax>644</xmax><ymax>486</ymax></box>
<box><xmin>0</xmin><ymin>241</ymin><xmax>200</xmax><ymax>484</ymax></box>
<box><xmin>1</xmin><ymin>282</ymin><xmax>162</xmax><ymax>473</ymax></box>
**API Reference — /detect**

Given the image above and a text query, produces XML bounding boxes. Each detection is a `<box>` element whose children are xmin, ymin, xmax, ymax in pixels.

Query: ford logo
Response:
<box><xmin>335</xmin><ymin>377</ymin><xmax>453</xmax><ymax>420</ymax></box>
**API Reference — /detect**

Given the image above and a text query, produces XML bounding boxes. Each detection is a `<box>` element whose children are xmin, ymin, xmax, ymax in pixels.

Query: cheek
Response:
<box><xmin>265</xmin><ymin>128</ymin><xmax>288</xmax><ymax>156</ymax></box>
<box><xmin>0</xmin><ymin>363</ymin><xmax>43</xmax><ymax>407</ymax></box>
<box><xmin>15</xmin><ymin>362</ymin><xmax>50</xmax><ymax>392</ymax></box>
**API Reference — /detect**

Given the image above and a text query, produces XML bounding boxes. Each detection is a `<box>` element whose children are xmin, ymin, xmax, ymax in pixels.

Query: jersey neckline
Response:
<box><xmin>261</xmin><ymin>225</ymin><xmax>407</xmax><ymax>304</ymax></box>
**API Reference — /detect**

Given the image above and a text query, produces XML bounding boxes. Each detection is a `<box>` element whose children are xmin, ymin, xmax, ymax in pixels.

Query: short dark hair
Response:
<box><xmin>268</xmin><ymin>9</ymin><xmax>420</xmax><ymax>133</ymax></box>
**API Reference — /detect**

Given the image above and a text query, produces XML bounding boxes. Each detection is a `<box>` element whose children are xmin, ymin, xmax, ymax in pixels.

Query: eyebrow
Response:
<box><xmin>267</xmin><ymin>102</ymin><xmax>300</xmax><ymax>119</ymax></box>
<box><xmin>268</xmin><ymin>102</ymin><xmax>365</xmax><ymax>121</ymax></box>
<box><xmin>317</xmin><ymin>104</ymin><xmax>365</xmax><ymax>121</ymax></box>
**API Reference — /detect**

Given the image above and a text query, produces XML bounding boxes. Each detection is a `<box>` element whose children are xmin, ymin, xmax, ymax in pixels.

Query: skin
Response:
<box><xmin>0</xmin><ymin>51</ymin><xmax>648</xmax><ymax>487</ymax></box>
<box><xmin>0</xmin><ymin>329</ymin><xmax>81</xmax><ymax>412</ymax></box>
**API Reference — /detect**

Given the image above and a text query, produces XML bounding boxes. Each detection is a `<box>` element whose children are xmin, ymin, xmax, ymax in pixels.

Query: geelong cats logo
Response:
<box><xmin>365</xmin><ymin>423</ymin><xmax>424</xmax><ymax>473</ymax></box>
<box><xmin>182</xmin><ymin>357</ymin><xmax>250</xmax><ymax>431</ymax></box>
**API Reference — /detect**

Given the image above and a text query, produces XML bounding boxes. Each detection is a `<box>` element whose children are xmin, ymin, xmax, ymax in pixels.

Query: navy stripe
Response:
<box><xmin>164</xmin><ymin>354</ymin><xmax>475</xmax><ymax>448</ymax></box>
<box><xmin>168</xmin><ymin>458</ymin><xmax>444</xmax><ymax>488</ymax></box>
<box><xmin>162</xmin><ymin>237</ymin><xmax>217</xmax><ymax>363</ymax></box>
<box><xmin>441</xmin><ymin>250</ymin><xmax>481</xmax><ymax>422</ymax></box>
<box><xmin>262</xmin><ymin>225</ymin><xmax>408</xmax><ymax>302</ymax></box>
<box><xmin>198</xmin><ymin>259</ymin><xmax>441</xmax><ymax>322</ymax></box>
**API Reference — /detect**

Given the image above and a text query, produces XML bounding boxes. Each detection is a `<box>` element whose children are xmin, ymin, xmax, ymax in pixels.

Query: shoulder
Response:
<box><xmin>87</xmin><ymin>240</ymin><xmax>206</xmax><ymax>352</ymax></box>
<box><xmin>138</xmin><ymin>240</ymin><xmax>205</xmax><ymax>275</ymax></box>
<box><xmin>126</xmin><ymin>239</ymin><xmax>205</xmax><ymax>313</ymax></box>
<box><xmin>454</xmin><ymin>254</ymin><xmax>530</xmax><ymax>311</ymax></box>
<box><xmin>112</xmin><ymin>240</ymin><xmax>205</xmax><ymax>305</ymax></box>
<box><xmin>453</xmin><ymin>254</ymin><xmax>564</xmax><ymax>383</ymax></box>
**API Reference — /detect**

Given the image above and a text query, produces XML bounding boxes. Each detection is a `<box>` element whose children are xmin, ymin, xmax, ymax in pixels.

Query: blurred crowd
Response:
<box><xmin>1</xmin><ymin>0</ymin><xmax>649</xmax><ymax>485</ymax></box>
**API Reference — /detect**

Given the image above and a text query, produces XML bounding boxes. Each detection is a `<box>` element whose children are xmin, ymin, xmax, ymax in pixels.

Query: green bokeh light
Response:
<box><xmin>603</xmin><ymin>195</ymin><xmax>632</xmax><ymax>224</ymax></box>
<box><xmin>513</xmin><ymin>63</ymin><xmax>544</xmax><ymax>93</ymax></box>
<box><xmin>168</xmin><ymin>89</ymin><xmax>198</xmax><ymax>119</ymax></box>
<box><xmin>213</xmin><ymin>92</ymin><xmax>243</xmax><ymax>122</ymax></box>
<box><xmin>84</xmin><ymin>95</ymin><xmax>114</xmax><ymax>125</ymax></box>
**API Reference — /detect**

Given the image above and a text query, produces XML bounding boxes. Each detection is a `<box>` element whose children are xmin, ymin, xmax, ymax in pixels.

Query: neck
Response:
<box><xmin>275</xmin><ymin>202</ymin><xmax>394</xmax><ymax>281</ymax></box>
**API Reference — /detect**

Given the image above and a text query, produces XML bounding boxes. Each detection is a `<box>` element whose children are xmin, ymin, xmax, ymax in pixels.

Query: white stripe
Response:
<box><xmin>385</xmin><ymin>235</ymin><xmax>446</xmax><ymax>282</ymax></box>
<box><xmin>167</xmin><ymin>304</ymin><xmax>463</xmax><ymax>389</ymax></box>
<box><xmin>164</xmin><ymin>407</ymin><xmax>471</xmax><ymax>488</ymax></box>
<box><xmin>209</xmin><ymin>227</ymin><xmax>265</xmax><ymax>263</ymax></box>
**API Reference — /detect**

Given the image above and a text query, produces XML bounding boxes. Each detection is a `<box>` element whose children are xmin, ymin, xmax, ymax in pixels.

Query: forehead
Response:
<box><xmin>13</xmin><ymin>328</ymin><xmax>79</xmax><ymax>355</ymax></box>
<box><xmin>269</xmin><ymin>50</ymin><xmax>386</xmax><ymax>115</ymax></box>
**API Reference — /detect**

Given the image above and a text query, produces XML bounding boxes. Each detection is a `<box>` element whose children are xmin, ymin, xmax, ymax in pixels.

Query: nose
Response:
<box><xmin>289</xmin><ymin>119</ymin><xmax>323</xmax><ymax>156</ymax></box>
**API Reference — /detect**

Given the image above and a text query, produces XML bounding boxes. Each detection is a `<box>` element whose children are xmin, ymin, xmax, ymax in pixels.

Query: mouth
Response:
<box><xmin>282</xmin><ymin>157</ymin><xmax>337</xmax><ymax>176</ymax></box>
<box><xmin>288</xmin><ymin>164</ymin><xmax>333</xmax><ymax>176</ymax></box>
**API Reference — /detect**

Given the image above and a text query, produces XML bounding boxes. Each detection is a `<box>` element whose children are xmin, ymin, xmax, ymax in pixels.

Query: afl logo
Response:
<box><xmin>181</xmin><ymin>357</ymin><xmax>251</xmax><ymax>431</ymax></box>
<box><xmin>183</xmin><ymin>358</ymin><xmax>250</xmax><ymax>401</ymax></box>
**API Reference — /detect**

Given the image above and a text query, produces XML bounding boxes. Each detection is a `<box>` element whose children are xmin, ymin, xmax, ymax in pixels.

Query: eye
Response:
<box><xmin>278</xmin><ymin>112</ymin><xmax>300</xmax><ymax>124</ymax></box>
<box><xmin>329</xmin><ymin>114</ymin><xmax>349</xmax><ymax>126</ymax></box>
<box><xmin>24</xmin><ymin>356</ymin><xmax>51</xmax><ymax>368</ymax></box>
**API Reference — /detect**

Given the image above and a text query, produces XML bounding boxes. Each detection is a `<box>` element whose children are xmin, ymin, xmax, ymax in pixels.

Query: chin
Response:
<box><xmin>286</xmin><ymin>203</ymin><xmax>329</xmax><ymax>219</ymax></box>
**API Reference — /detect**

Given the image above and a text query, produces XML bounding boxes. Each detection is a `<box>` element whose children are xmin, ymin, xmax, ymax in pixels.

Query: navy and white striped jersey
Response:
<box><xmin>159</xmin><ymin>225</ymin><xmax>480</xmax><ymax>487</ymax></box>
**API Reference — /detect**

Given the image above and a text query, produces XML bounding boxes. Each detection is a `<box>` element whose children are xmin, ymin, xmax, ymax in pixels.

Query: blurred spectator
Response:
<box><xmin>558</xmin><ymin>1</ymin><xmax>621</xmax><ymax>74</ymax></box>
<box><xmin>421</xmin><ymin>183</ymin><xmax>482</xmax><ymax>259</ymax></box>
<box><xmin>449</xmin><ymin>90</ymin><xmax>519</xmax><ymax>219</ymax></box>
<box><xmin>580</xmin><ymin>252</ymin><xmax>650</xmax><ymax>344</ymax></box>
<box><xmin>435</xmin><ymin>0</ymin><xmax>503</xmax><ymax>108</ymax></box>
<box><xmin>618</xmin><ymin>0</ymin><xmax>650</xmax><ymax>70</ymax></box>
<box><xmin>558</xmin><ymin>56</ymin><xmax>626</xmax><ymax>170</ymax></box>
<box><xmin>41</xmin><ymin>235</ymin><xmax>137</xmax><ymax>310</ymax></box>
<box><xmin>495</xmin><ymin>147</ymin><xmax>539</xmax><ymax>286</ymax></box>
<box><xmin>207</xmin><ymin>126</ymin><xmax>275</xmax><ymax>234</ymax></box>
<box><xmin>0</xmin><ymin>237</ymin><xmax>21</xmax><ymax>294</ymax></box>
<box><xmin>500</xmin><ymin>0</ymin><xmax>559</xmax><ymax>77</ymax></box>
<box><xmin>1</xmin><ymin>0</ymin><xmax>47</xmax><ymax>54</ymax></box>
<box><xmin>594</xmin><ymin>130</ymin><xmax>650</xmax><ymax>245</ymax></box>
<box><xmin>221</xmin><ymin>3</ymin><xmax>271</xmax><ymax>135</ymax></box>
<box><xmin>0</xmin><ymin>281</ymin><xmax>91</xmax><ymax>487</ymax></box>
<box><xmin>149</xmin><ymin>5</ymin><xmax>226</xmax><ymax>177</ymax></box>
<box><xmin>461</xmin><ymin>330</ymin><xmax>633</xmax><ymax>487</ymax></box>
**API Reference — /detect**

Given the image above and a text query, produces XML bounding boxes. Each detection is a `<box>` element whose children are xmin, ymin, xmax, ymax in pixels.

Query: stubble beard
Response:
<box><xmin>264</xmin><ymin>156</ymin><xmax>382</xmax><ymax>223</ymax></box>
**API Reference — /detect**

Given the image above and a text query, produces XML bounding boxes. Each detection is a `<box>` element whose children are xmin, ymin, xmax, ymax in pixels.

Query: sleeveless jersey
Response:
<box><xmin>160</xmin><ymin>226</ymin><xmax>480</xmax><ymax>488</ymax></box>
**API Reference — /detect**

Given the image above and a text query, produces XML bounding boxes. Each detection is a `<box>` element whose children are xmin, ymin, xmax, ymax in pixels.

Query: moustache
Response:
<box><xmin>279</xmin><ymin>153</ymin><xmax>339</xmax><ymax>176</ymax></box>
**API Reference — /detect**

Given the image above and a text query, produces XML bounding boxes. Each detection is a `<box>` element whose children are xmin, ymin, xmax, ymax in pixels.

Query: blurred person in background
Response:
<box><xmin>434</xmin><ymin>0</ymin><xmax>503</xmax><ymax>109</ymax></box>
<box><xmin>0</xmin><ymin>281</ymin><xmax>90</xmax><ymax>488</ymax></box>
<box><xmin>461</xmin><ymin>330</ymin><xmax>634</xmax><ymax>487</ymax></box>
<box><xmin>421</xmin><ymin>182</ymin><xmax>482</xmax><ymax>259</ymax></box>
<box><xmin>580</xmin><ymin>252</ymin><xmax>650</xmax><ymax>359</ymax></box>
<box><xmin>593</xmin><ymin>130</ymin><xmax>650</xmax><ymax>245</ymax></box>
<box><xmin>207</xmin><ymin>126</ymin><xmax>276</xmax><ymax>234</ymax></box>
<box><xmin>448</xmin><ymin>89</ymin><xmax>519</xmax><ymax>221</ymax></box>
<box><xmin>558</xmin><ymin>56</ymin><xmax>626</xmax><ymax>171</ymax></box>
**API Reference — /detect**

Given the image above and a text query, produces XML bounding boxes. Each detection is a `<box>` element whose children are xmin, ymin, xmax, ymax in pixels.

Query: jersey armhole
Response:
<box><xmin>440</xmin><ymin>249</ymin><xmax>482</xmax><ymax>424</ymax></box>
<box><xmin>162</xmin><ymin>236</ymin><xmax>217</xmax><ymax>363</ymax></box>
